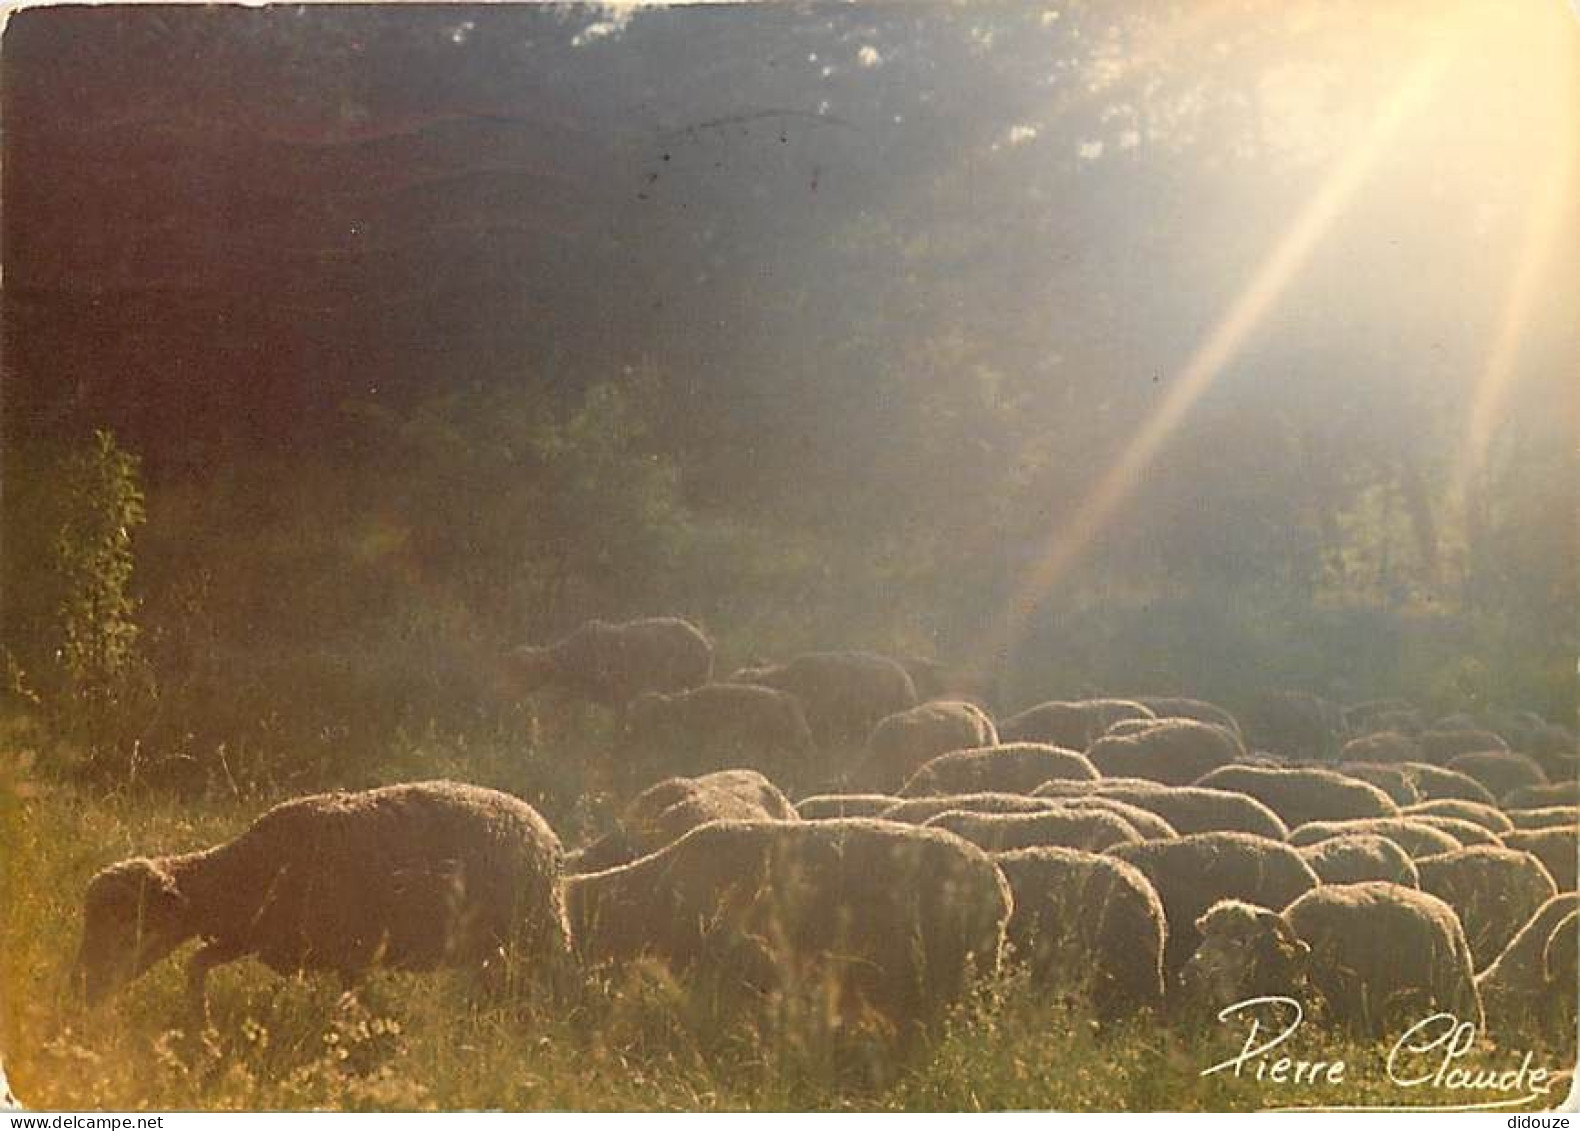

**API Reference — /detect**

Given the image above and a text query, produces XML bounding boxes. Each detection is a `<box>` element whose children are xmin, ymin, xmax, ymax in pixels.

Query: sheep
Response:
<box><xmin>1339</xmin><ymin>731</ymin><xmax>1423</xmax><ymax>765</ymax></box>
<box><xmin>1343</xmin><ymin>699</ymin><xmax>1420</xmax><ymax>734</ymax></box>
<box><xmin>795</xmin><ymin>793</ymin><xmax>896</xmax><ymax>820</ymax></box>
<box><xmin>1407</xmin><ymin>815</ymin><xmax>1502</xmax><ymax>849</ymax></box>
<box><xmin>1502</xmin><ymin>781</ymin><xmax>1579</xmax><ymax>810</ymax></box>
<box><xmin>1418</xmin><ymin>728</ymin><xmax>1509</xmax><ymax>765</ymax></box>
<box><xmin>1394</xmin><ymin>762</ymin><xmax>1497</xmax><ymax>805</ymax></box>
<box><xmin>925</xmin><ymin>807</ymin><xmax>1142</xmax><ymax>853</ymax></box>
<box><xmin>1105</xmin><ymin>831</ymin><xmax>1319</xmax><ymax>977</ymax></box>
<box><xmin>993</xmin><ymin>847</ymin><xmax>1167</xmax><ymax>1017</ymax></box>
<box><xmin>1297</xmin><ymin>833</ymin><xmax>1420</xmax><ymax>887</ymax></box>
<box><xmin>1035</xmin><ymin>780</ymin><xmax>1289</xmax><ymax>840</ymax></box>
<box><xmin>898</xmin><ymin>742</ymin><xmax>1098</xmax><ymax>798</ymax></box>
<box><xmin>73</xmin><ymin>781</ymin><xmax>570</xmax><ymax>1009</ymax></box>
<box><xmin>732</xmin><ymin>651</ymin><xmax>918</xmax><ymax>748</ymax></box>
<box><xmin>1414</xmin><ymin>846</ymin><xmax>1558</xmax><ymax>968</ymax></box>
<box><xmin>1241</xmin><ymin>691</ymin><xmax>1345</xmax><ymax>760</ymax></box>
<box><xmin>564</xmin><ymin>818</ymin><xmax>1011</xmax><ymax>1027</ymax></box>
<box><xmin>1054</xmin><ymin>796</ymin><xmax>1178</xmax><ymax>840</ymax></box>
<box><xmin>859</xmin><ymin>700</ymin><xmax>999</xmax><ymax>792</ymax></box>
<box><xmin>897</xmin><ymin>655</ymin><xmax>998</xmax><ymax>708</ymax></box>
<box><xmin>1086</xmin><ymin>720</ymin><xmax>1245</xmax><ymax>787</ymax></box>
<box><xmin>1287</xmin><ymin>817</ymin><xmax>1462</xmax><ymax>859</ymax></box>
<box><xmin>879</xmin><ymin>792</ymin><xmax>1061</xmax><ymax>826</ymax></box>
<box><xmin>1445</xmin><ymin>750</ymin><xmax>1548</xmax><ymax>799</ymax></box>
<box><xmin>1402</xmin><ymin>799</ymin><xmax>1513</xmax><ymax>835</ymax></box>
<box><xmin>1500</xmin><ymin>828</ymin><xmax>1578</xmax><ymax>891</ymax></box>
<box><xmin>1134</xmin><ymin>697</ymin><xmax>1243</xmax><ymax>736</ymax></box>
<box><xmin>504</xmin><ymin>617</ymin><xmax>713</xmax><ymax>708</ymax></box>
<box><xmin>1334</xmin><ymin>761</ymin><xmax>1422</xmax><ymax>806</ymax></box>
<box><xmin>1180</xmin><ymin>883</ymin><xmax>1481</xmax><ymax>1036</ymax></box>
<box><xmin>568</xmin><ymin>770</ymin><xmax>798</xmax><ymax>874</ymax></box>
<box><xmin>1506</xmin><ymin>806</ymin><xmax>1580</xmax><ymax>831</ymax></box>
<box><xmin>1192</xmin><ymin>765</ymin><xmax>1397</xmax><ymax>828</ymax></box>
<box><xmin>622</xmin><ymin>683</ymin><xmax>814</xmax><ymax>779</ymax></box>
<box><xmin>1476</xmin><ymin>894</ymin><xmax>1579</xmax><ymax>1043</ymax></box>
<box><xmin>997</xmin><ymin>698</ymin><xmax>1155</xmax><ymax>749</ymax></box>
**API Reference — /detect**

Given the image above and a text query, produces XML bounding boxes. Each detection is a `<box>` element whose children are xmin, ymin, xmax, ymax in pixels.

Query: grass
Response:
<box><xmin>0</xmin><ymin>753</ymin><xmax>1573</xmax><ymax>1112</ymax></box>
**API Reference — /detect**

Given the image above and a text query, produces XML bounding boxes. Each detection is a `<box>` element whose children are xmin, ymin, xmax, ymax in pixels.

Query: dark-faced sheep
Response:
<box><xmin>565</xmin><ymin>818</ymin><xmax>1011</xmax><ymax>1027</ymax></box>
<box><xmin>997</xmin><ymin>699</ymin><xmax>1155</xmax><ymax>749</ymax></box>
<box><xmin>1418</xmin><ymin>728</ymin><xmax>1509</xmax><ymax>765</ymax></box>
<box><xmin>1339</xmin><ymin>731</ymin><xmax>1422</xmax><ymax>766</ymax></box>
<box><xmin>1134</xmin><ymin>697</ymin><xmax>1242</xmax><ymax>737</ymax></box>
<box><xmin>1180</xmin><ymin>883</ymin><xmax>1481</xmax><ymax>1036</ymax></box>
<box><xmin>1297</xmin><ymin>834</ymin><xmax>1419</xmax><ymax>887</ymax></box>
<box><xmin>1035</xmin><ymin>780</ymin><xmax>1289</xmax><ymax>841</ymax></box>
<box><xmin>1503</xmin><ymin>782</ymin><xmax>1579</xmax><ymax>811</ymax></box>
<box><xmin>1086</xmin><ymin>721</ymin><xmax>1245</xmax><ymax>787</ymax></box>
<box><xmin>1414</xmin><ymin>846</ymin><xmax>1558</xmax><ymax>968</ymax></box>
<box><xmin>795</xmin><ymin>793</ymin><xmax>896</xmax><ymax>820</ymax></box>
<box><xmin>74</xmin><ymin>782</ymin><xmax>570</xmax><ymax>1009</ymax></box>
<box><xmin>569</xmin><ymin>770</ymin><xmax>797</xmax><ymax>874</ymax></box>
<box><xmin>1476</xmin><ymin>894</ymin><xmax>1579</xmax><ymax>1044</ymax></box>
<box><xmin>860</xmin><ymin>700</ymin><xmax>998</xmax><ymax>792</ymax></box>
<box><xmin>732</xmin><ymin>651</ymin><xmax>918</xmax><ymax>748</ymax></box>
<box><xmin>1106</xmin><ymin>832</ymin><xmax>1319</xmax><ymax>977</ymax></box>
<box><xmin>1506</xmin><ymin>806</ymin><xmax>1580</xmax><ymax>831</ymax></box>
<box><xmin>993</xmin><ymin>847</ymin><xmax>1167</xmax><ymax>1018</ymax></box>
<box><xmin>622</xmin><ymin>682</ymin><xmax>814</xmax><ymax>779</ymax></box>
<box><xmin>1403</xmin><ymin>799</ymin><xmax>1512</xmax><ymax>835</ymax></box>
<box><xmin>1193</xmin><ymin>765</ymin><xmax>1397</xmax><ymax>829</ymax></box>
<box><xmin>926</xmin><ymin>807</ymin><xmax>1142</xmax><ymax>853</ymax></box>
<box><xmin>899</xmin><ymin>742</ymin><xmax>1098</xmax><ymax>797</ymax></box>
<box><xmin>1333</xmin><ymin>762</ymin><xmax>1422</xmax><ymax>806</ymax></box>
<box><xmin>1500</xmin><ymin>828</ymin><xmax>1578</xmax><ymax>891</ymax></box>
<box><xmin>1286</xmin><ymin>818</ymin><xmax>1461</xmax><ymax>859</ymax></box>
<box><xmin>505</xmin><ymin>617</ymin><xmax>713</xmax><ymax>708</ymax></box>
<box><xmin>1444</xmin><ymin>750</ymin><xmax>1547</xmax><ymax>800</ymax></box>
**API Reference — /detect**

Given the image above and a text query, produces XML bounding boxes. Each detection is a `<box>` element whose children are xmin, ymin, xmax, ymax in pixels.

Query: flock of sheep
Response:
<box><xmin>74</xmin><ymin>615</ymin><xmax>1580</xmax><ymax>1057</ymax></box>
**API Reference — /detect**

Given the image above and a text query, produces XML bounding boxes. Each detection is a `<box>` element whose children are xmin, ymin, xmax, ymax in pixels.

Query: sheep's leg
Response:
<box><xmin>185</xmin><ymin>941</ymin><xmax>243</xmax><ymax>1027</ymax></box>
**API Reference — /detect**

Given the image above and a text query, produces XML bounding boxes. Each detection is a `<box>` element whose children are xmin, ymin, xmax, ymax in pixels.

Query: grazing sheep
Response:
<box><xmin>879</xmin><ymin>792</ymin><xmax>1060</xmax><ymax>826</ymax></box>
<box><xmin>1287</xmin><ymin>818</ymin><xmax>1462</xmax><ymax>859</ymax></box>
<box><xmin>1242</xmin><ymin>691</ymin><xmax>1345</xmax><ymax>760</ymax></box>
<box><xmin>1134</xmin><ymin>697</ymin><xmax>1243</xmax><ymax>736</ymax></box>
<box><xmin>1403</xmin><ymin>799</ymin><xmax>1512</xmax><ymax>835</ymax></box>
<box><xmin>1408</xmin><ymin>815</ymin><xmax>1503</xmax><ymax>849</ymax></box>
<box><xmin>1476</xmin><ymin>894</ymin><xmax>1579</xmax><ymax>1043</ymax></box>
<box><xmin>897</xmin><ymin>656</ymin><xmax>998</xmax><ymax>708</ymax></box>
<box><xmin>1055</xmin><ymin>796</ymin><xmax>1178</xmax><ymax>840</ymax></box>
<box><xmin>997</xmin><ymin>699</ymin><xmax>1155</xmax><ymax>749</ymax></box>
<box><xmin>1181</xmin><ymin>883</ymin><xmax>1481</xmax><ymax>1035</ymax></box>
<box><xmin>899</xmin><ymin>743</ymin><xmax>1098</xmax><ymax>797</ymax></box>
<box><xmin>1414</xmin><ymin>846</ymin><xmax>1558</xmax><ymax>968</ymax></box>
<box><xmin>1503</xmin><ymin>781</ymin><xmax>1580</xmax><ymax>810</ymax></box>
<box><xmin>1297</xmin><ymin>834</ymin><xmax>1419</xmax><ymax>887</ymax></box>
<box><xmin>1418</xmin><ymin>728</ymin><xmax>1509</xmax><ymax>765</ymax></box>
<box><xmin>1395</xmin><ymin>762</ymin><xmax>1497</xmax><ymax>805</ymax></box>
<box><xmin>926</xmin><ymin>807</ymin><xmax>1142</xmax><ymax>853</ymax></box>
<box><xmin>1193</xmin><ymin>765</ymin><xmax>1397</xmax><ymax>829</ymax></box>
<box><xmin>622</xmin><ymin>683</ymin><xmax>814</xmax><ymax>778</ymax></box>
<box><xmin>1035</xmin><ymin>780</ymin><xmax>1289</xmax><ymax>840</ymax></box>
<box><xmin>1339</xmin><ymin>731</ymin><xmax>1422</xmax><ymax>766</ymax></box>
<box><xmin>1334</xmin><ymin>762</ymin><xmax>1422</xmax><ymax>806</ymax></box>
<box><xmin>1500</xmin><ymin>828</ymin><xmax>1578</xmax><ymax>891</ymax></box>
<box><xmin>732</xmin><ymin>651</ymin><xmax>918</xmax><ymax>748</ymax></box>
<box><xmin>795</xmin><ymin>794</ymin><xmax>896</xmax><ymax>820</ymax></box>
<box><xmin>994</xmin><ymin>847</ymin><xmax>1167</xmax><ymax>1017</ymax></box>
<box><xmin>860</xmin><ymin>700</ymin><xmax>999</xmax><ymax>792</ymax></box>
<box><xmin>1445</xmin><ymin>750</ymin><xmax>1547</xmax><ymax>799</ymax></box>
<box><xmin>505</xmin><ymin>617</ymin><xmax>713</xmax><ymax>708</ymax></box>
<box><xmin>569</xmin><ymin>770</ymin><xmax>798</xmax><ymax>874</ymax></box>
<box><xmin>1086</xmin><ymin>721</ymin><xmax>1245</xmax><ymax>787</ymax></box>
<box><xmin>1343</xmin><ymin>699</ymin><xmax>1420</xmax><ymax>735</ymax></box>
<box><xmin>74</xmin><ymin>782</ymin><xmax>570</xmax><ymax>1008</ymax></box>
<box><xmin>1506</xmin><ymin>806</ymin><xmax>1580</xmax><ymax>831</ymax></box>
<box><xmin>1106</xmin><ymin>832</ymin><xmax>1319</xmax><ymax>976</ymax></box>
<box><xmin>565</xmin><ymin>818</ymin><xmax>1011</xmax><ymax>1027</ymax></box>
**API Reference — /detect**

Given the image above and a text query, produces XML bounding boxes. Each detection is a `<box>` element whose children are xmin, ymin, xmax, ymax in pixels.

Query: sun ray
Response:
<box><xmin>967</xmin><ymin>23</ymin><xmax>1464</xmax><ymax>677</ymax></box>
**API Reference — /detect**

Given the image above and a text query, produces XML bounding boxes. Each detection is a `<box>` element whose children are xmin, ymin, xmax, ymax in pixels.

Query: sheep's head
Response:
<box><xmin>73</xmin><ymin>858</ymin><xmax>193</xmax><ymax>1004</ymax></box>
<box><xmin>1179</xmin><ymin>899</ymin><xmax>1310</xmax><ymax>1014</ymax></box>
